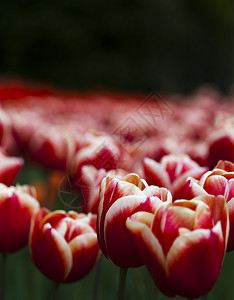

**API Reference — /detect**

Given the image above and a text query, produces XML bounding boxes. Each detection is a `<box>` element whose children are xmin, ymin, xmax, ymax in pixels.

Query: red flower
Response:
<box><xmin>97</xmin><ymin>173</ymin><xmax>172</xmax><ymax>267</ymax></box>
<box><xmin>0</xmin><ymin>184</ymin><xmax>39</xmax><ymax>252</ymax></box>
<box><xmin>143</xmin><ymin>154</ymin><xmax>207</xmax><ymax>200</ymax></box>
<box><xmin>69</xmin><ymin>132</ymin><xmax>122</xmax><ymax>175</ymax></box>
<box><xmin>127</xmin><ymin>194</ymin><xmax>229</xmax><ymax>298</ymax></box>
<box><xmin>0</xmin><ymin>149</ymin><xmax>23</xmax><ymax>186</ymax></box>
<box><xmin>207</xmin><ymin>116</ymin><xmax>234</xmax><ymax>168</ymax></box>
<box><xmin>29</xmin><ymin>126</ymin><xmax>68</xmax><ymax>170</ymax></box>
<box><xmin>29</xmin><ymin>209</ymin><xmax>100</xmax><ymax>283</ymax></box>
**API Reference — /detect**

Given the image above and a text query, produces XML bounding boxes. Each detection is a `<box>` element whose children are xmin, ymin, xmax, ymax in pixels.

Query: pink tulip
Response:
<box><xmin>127</xmin><ymin>194</ymin><xmax>229</xmax><ymax>298</ymax></box>
<box><xmin>143</xmin><ymin>154</ymin><xmax>207</xmax><ymax>200</ymax></box>
<box><xmin>0</xmin><ymin>183</ymin><xmax>39</xmax><ymax>252</ymax></box>
<box><xmin>97</xmin><ymin>173</ymin><xmax>172</xmax><ymax>267</ymax></box>
<box><xmin>30</xmin><ymin>209</ymin><xmax>100</xmax><ymax>283</ymax></box>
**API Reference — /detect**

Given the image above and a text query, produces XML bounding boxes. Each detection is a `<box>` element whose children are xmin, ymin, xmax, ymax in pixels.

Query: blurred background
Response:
<box><xmin>0</xmin><ymin>0</ymin><xmax>234</xmax><ymax>94</ymax></box>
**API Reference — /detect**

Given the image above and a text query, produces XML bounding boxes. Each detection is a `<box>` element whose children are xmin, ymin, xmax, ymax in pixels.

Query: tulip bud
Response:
<box><xmin>29</xmin><ymin>209</ymin><xmax>100</xmax><ymax>283</ymax></box>
<box><xmin>127</xmin><ymin>194</ymin><xmax>229</xmax><ymax>298</ymax></box>
<box><xmin>97</xmin><ymin>173</ymin><xmax>172</xmax><ymax>268</ymax></box>
<box><xmin>0</xmin><ymin>183</ymin><xmax>39</xmax><ymax>252</ymax></box>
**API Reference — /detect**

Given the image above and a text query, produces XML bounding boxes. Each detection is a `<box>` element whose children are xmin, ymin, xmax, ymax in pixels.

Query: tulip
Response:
<box><xmin>97</xmin><ymin>173</ymin><xmax>172</xmax><ymax>268</ymax></box>
<box><xmin>0</xmin><ymin>183</ymin><xmax>39</xmax><ymax>252</ymax></box>
<box><xmin>29</xmin><ymin>126</ymin><xmax>68</xmax><ymax>171</ymax></box>
<box><xmin>143</xmin><ymin>154</ymin><xmax>207</xmax><ymax>200</ymax></box>
<box><xmin>29</xmin><ymin>209</ymin><xmax>100</xmax><ymax>283</ymax></box>
<box><xmin>185</xmin><ymin>160</ymin><xmax>234</xmax><ymax>251</ymax></box>
<box><xmin>79</xmin><ymin>165</ymin><xmax>127</xmax><ymax>214</ymax></box>
<box><xmin>208</xmin><ymin>130</ymin><xmax>234</xmax><ymax>169</ymax></box>
<box><xmin>0</xmin><ymin>149</ymin><xmax>24</xmax><ymax>186</ymax></box>
<box><xmin>69</xmin><ymin>132</ymin><xmax>122</xmax><ymax>175</ymax></box>
<box><xmin>126</xmin><ymin>194</ymin><xmax>229</xmax><ymax>298</ymax></box>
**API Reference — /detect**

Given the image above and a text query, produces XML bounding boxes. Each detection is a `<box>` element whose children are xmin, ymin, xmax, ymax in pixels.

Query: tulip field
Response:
<box><xmin>0</xmin><ymin>81</ymin><xmax>233</xmax><ymax>299</ymax></box>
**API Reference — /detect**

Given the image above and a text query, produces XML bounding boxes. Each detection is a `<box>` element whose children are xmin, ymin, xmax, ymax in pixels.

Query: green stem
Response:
<box><xmin>117</xmin><ymin>267</ymin><xmax>128</xmax><ymax>300</ymax></box>
<box><xmin>201</xmin><ymin>295</ymin><xmax>207</xmax><ymax>300</ymax></box>
<box><xmin>93</xmin><ymin>255</ymin><xmax>103</xmax><ymax>300</ymax></box>
<box><xmin>0</xmin><ymin>253</ymin><xmax>7</xmax><ymax>300</ymax></box>
<box><xmin>49</xmin><ymin>282</ymin><xmax>60</xmax><ymax>300</ymax></box>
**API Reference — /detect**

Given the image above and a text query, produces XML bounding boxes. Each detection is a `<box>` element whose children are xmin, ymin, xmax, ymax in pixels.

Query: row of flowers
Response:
<box><xmin>0</xmin><ymin>147</ymin><xmax>233</xmax><ymax>298</ymax></box>
<box><xmin>0</xmin><ymin>83</ymin><xmax>233</xmax><ymax>173</ymax></box>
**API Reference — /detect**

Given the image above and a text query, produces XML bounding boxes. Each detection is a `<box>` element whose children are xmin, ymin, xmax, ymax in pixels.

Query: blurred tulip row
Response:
<box><xmin>0</xmin><ymin>81</ymin><xmax>233</xmax><ymax>299</ymax></box>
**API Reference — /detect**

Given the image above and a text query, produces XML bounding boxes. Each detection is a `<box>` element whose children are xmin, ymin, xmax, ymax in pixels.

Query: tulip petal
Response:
<box><xmin>183</xmin><ymin>177</ymin><xmax>208</xmax><ymax>199</ymax></box>
<box><xmin>227</xmin><ymin>198</ymin><xmax>234</xmax><ymax>251</ymax></box>
<box><xmin>226</xmin><ymin>179</ymin><xmax>234</xmax><ymax>202</ymax></box>
<box><xmin>195</xmin><ymin>194</ymin><xmax>229</xmax><ymax>244</ymax></box>
<box><xmin>204</xmin><ymin>175</ymin><xmax>228</xmax><ymax>196</ymax></box>
<box><xmin>126</xmin><ymin>214</ymin><xmax>175</xmax><ymax>297</ymax></box>
<box><xmin>65</xmin><ymin>232</ymin><xmax>99</xmax><ymax>282</ymax></box>
<box><xmin>143</xmin><ymin>186</ymin><xmax>172</xmax><ymax>203</ymax></box>
<box><xmin>143</xmin><ymin>158</ymin><xmax>171</xmax><ymax>189</ymax></box>
<box><xmin>215</xmin><ymin>160</ymin><xmax>234</xmax><ymax>172</ymax></box>
<box><xmin>39</xmin><ymin>210</ymin><xmax>67</xmax><ymax>229</ymax></box>
<box><xmin>173</xmin><ymin>166</ymin><xmax>207</xmax><ymax>199</ymax></box>
<box><xmin>30</xmin><ymin>224</ymin><xmax>73</xmax><ymax>282</ymax></box>
<box><xmin>103</xmin><ymin>194</ymin><xmax>160</xmax><ymax>267</ymax></box>
<box><xmin>152</xmin><ymin>204</ymin><xmax>196</xmax><ymax>255</ymax></box>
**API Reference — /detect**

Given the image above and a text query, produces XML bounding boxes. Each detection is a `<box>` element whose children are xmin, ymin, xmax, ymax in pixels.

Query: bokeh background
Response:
<box><xmin>0</xmin><ymin>0</ymin><xmax>234</xmax><ymax>93</ymax></box>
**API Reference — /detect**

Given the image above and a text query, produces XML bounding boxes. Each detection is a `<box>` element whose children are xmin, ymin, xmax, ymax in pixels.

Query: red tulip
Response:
<box><xmin>143</xmin><ymin>154</ymin><xmax>207</xmax><ymax>200</ymax></box>
<box><xmin>127</xmin><ymin>194</ymin><xmax>229</xmax><ymax>298</ymax></box>
<box><xmin>0</xmin><ymin>149</ymin><xmax>24</xmax><ymax>186</ymax></box>
<box><xmin>185</xmin><ymin>160</ymin><xmax>234</xmax><ymax>251</ymax></box>
<box><xmin>208</xmin><ymin>130</ymin><xmax>234</xmax><ymax>169</ymax></box>
<box><xmin>0</xmin><ymin>183</ymin><xmax>39</xmax><ymax>252</ymax></box>
<box><xmin>79</xmin><ymin>165</ymin><xmax>127</xmax><ymax>214</ymax></box>
<box><xmin>69</xmin><ymin>132</ymin><xmax>122</xmax><ymax>175</ymax></box>
<box><xmin>29</xmin><ymin>126</ymin><xmax>68</xmax><ymax>170</ymax></box>
<box><xmin>207</xmin><ymin>115</ymin><xmax>234</xmax><ymax>169</ymax></box>
<box><xmin>29</xmin><ymin>209</ymin><xmax>100</xmax><ymax>283</ymax></box>
<box><xmin>97</xmin><ymin>173</ymin><xmax>172</xmax><ymax>267</ymax></box>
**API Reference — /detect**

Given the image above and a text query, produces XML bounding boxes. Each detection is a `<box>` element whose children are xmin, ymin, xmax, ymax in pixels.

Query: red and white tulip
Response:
<box><xmin>0</xmin><ymin>183</ymin><xmax>39</xmax><ymax>252</ymax></box>
<box><xmin>30</xmin><ymin>209</ymin><xmax>100</xmax><ymax>283</ymax></box>
<box><xmin>97</xmin><ymin>173</ymin><xmax>172</xmax><ymax>267</ymax></box>
<box><xmin>127</xmin><ymin>194</ymin><xmax>229</xmax><ymax>298</ymax></box>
